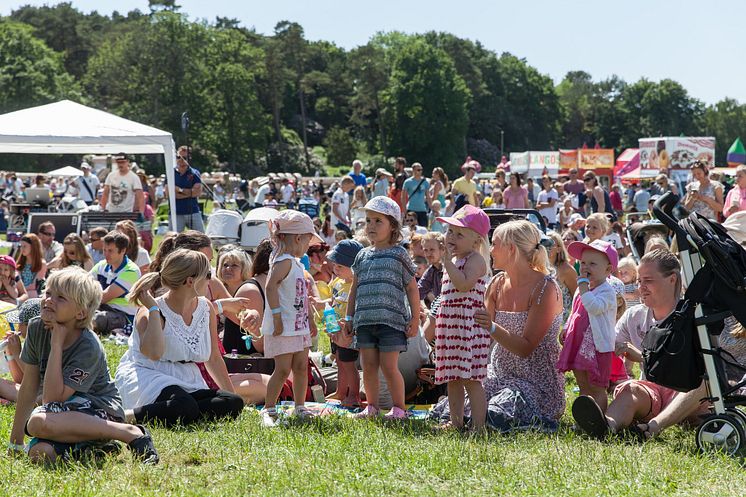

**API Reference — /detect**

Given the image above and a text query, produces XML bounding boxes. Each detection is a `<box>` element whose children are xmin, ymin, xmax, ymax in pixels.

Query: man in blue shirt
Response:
<box><xmin>171</xmin><ymin>146</ymin><xmax>204</xmax><ymax>232</ymax></box>
<box><xmin>348</xmin><ymin>160</ymin><xmax>367</xmax><ymax>188</ymax></box>
<box><xmin>402</xmin><ymin>162</ymin><xmax>430</xmax><ymax>226</ymax></box>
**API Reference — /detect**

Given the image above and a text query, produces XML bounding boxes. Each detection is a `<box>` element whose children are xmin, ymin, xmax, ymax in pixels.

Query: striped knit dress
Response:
<box><xmin>434</xmin><ymin>254</ymin><xmax>490</xmax><ymax>384</ymax></box>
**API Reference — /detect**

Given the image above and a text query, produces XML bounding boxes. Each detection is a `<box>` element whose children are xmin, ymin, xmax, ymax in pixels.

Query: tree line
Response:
<box><xmin>1</xmin><ymin>2</ymin><xmax>745</xmax><ymax>176</ymax></box>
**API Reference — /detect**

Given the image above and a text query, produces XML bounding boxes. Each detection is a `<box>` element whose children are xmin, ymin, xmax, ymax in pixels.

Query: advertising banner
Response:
<box><xmin>639</xmin><ymin>137</ymin><xmax>715</xmax><ymax>170</ymax></box>
<box><xmin>578</xmin><ymin>149</ymin><xmax>614</xmax><ymax>169</ymax></box>
<box><xmin>509</xmin><ymin>151</ymin><xmax>529</xmax><ymax>174</ymax></box>
<box><xmin>509</xmin><ymin>151</ymin><xmax>559</xmax><ymax>176</ymax></box>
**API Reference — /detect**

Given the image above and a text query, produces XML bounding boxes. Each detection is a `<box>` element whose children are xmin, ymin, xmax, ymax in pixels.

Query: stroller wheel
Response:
<box><xmin>696</xmin><ymin>413</ymin><xmax>745</xmax><ymax>456</ymax></box>
<box><xmin>726</xmin><ymin>408</ymin><xmax>746</xmax><ymax>433</ymax></box>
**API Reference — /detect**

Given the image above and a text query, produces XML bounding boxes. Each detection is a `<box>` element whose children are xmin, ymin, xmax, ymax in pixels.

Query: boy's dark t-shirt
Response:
<box><xmin>20</xmin><ymin>317</ymin><xmax>124</xmax><ymax>420</ymax></box>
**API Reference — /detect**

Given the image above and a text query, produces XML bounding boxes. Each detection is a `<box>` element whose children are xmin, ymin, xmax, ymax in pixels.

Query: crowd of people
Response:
<box><xmin>4</xmin><ymin>153</ymin><xmax>746</xmax><ymax>466</ymax></box>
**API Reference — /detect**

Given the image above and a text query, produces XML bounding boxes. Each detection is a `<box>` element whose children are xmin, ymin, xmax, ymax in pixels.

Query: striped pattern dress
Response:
<box><xmin>434</xmin><ymin>255</ymin><xmax>490</xmax><ymax>384</ymax></box>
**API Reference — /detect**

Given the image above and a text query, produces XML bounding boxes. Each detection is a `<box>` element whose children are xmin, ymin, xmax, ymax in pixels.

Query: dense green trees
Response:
<box><xmin>2</xmin><ymin>4</ymin><xmax>745</xmax><ymax>174</ymax></box>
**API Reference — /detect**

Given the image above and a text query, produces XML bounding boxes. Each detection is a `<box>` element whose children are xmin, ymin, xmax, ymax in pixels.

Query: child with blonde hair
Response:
<box><xmin>617</xmin><ymin>257</ymin><xmax>641</xmax><ymax>308</ymax></box>
<box><xmin>259</xmin><ymin>210</ymin><xmax>323</xmax><ymax>426</ymax></box>
<box><xmin>433</xmin><ymin>205</ymin><xmax>491</xmax><ymax>430</ymax></box>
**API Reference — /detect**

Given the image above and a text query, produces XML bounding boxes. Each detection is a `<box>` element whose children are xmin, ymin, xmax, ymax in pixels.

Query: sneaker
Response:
<box><xmin>294</xmin><ymin>405</ymin><xmax>315</xmax><ymax>419</ymax></box>
<box><xmin>383</xmin><ymin>406</ymin><xmax>409</xmax><ymax>420</ymax></box>
<box><xmin>354</xmin><ymin>405</ymin><xmax>380</xmax><ymax>419</ymax></box>
<box><xmin>128</xmin><ymin>425</ymin><xmax>159</xmax><ymax>465</ymax></box>
<box><xmin>261</xmin><ymin>407</ymin><xmax>278</xmax><ymax>428</ymax></box>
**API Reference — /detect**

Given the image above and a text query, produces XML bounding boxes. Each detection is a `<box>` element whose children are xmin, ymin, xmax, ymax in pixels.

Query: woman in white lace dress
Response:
<box><xmin>115</xmin><ymin>249</ymin><xmax>244</xmax><ymax>427</ymax></box>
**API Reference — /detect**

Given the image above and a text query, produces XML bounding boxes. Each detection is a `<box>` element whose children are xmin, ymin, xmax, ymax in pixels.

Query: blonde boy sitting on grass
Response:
<box><xmin>8</xmin><ymin>267</ymin><xmax>158</xmax><ymax>464</ymax></box>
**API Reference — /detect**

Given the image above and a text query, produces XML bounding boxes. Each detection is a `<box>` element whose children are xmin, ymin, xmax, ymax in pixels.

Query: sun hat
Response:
<box><xmin>565</xmin><ymin>213</ymin><xmax>586</xmax><ymax>226</ymax></box>
<box><xmin>5</xmin><ymin>298</ymin><xmax>41</xmax><ymax>325</ymax></box>
<box><xmin>436</xmin><ymin>204</ymin><xmax>490</xmax><ymax>238</ymax></box>
<box><xmin>327</xmin><ymin>239</ymin><xmax>364</xmax><ymax>267</ymax></box>
<box><xmin>0</xmin><ymin>255</ymin><xmax>17</xmax><ymax>270</ymax></box>
<box><xmin>375</xmin><ymin>168</ymin><xmax>393</xmax><ymax>177</ymax></box>
<box><xmin>271</xmin><ymin>210</ymin><xmax>324</xmax><ymax>244</ymax></box>
<box><xmin>567</xmin><ymin>239</ymin><xmax>619</xmax><ymax>271</ymax></box>
<box><xmin>460</xmin><ymin>158</ymin><xmax>481</xmax><ymax>173</ymax></box>
<box><xmin>363</xmin><ymin>196</ymin><xmax>401</xmax><ymax>220</ymax></box>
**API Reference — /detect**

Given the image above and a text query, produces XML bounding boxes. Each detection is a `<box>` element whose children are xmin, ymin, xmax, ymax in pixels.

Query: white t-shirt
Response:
<box><xmin>603</xmin><ymin>233</ymin><xmax>624</xmax><ymax>251</ymax></box>
<box><xmin>77</xmin><ymin>174</ymin><xmax>100</xmax><ymax>203</ymax></box>
<box><xmin>260</xmin><ymin>254</ymin><xmax>310</xmax><ymax>337</ymax></box>
<box><xmin>331</xmin><ymin>188</ymin><xmax>349</xmax><ymax>227</ymax></box>
<box><xmin>136</xmin><ymin>247</ymin><xmax>151</xmax><ymax>269</ymax></box>
<box><xmin>537</xmin><ymin>188</ymin><xmax>559</xmax><ymax>224</ymax></box>
<box><xmin>255</xmin><ymin>184</ymin><xmax>271</xmax><ymax>204</ymax></box>
<box><xmin>281</xmin><ymin>184</ymin><xmax>294</xmax><ymax>203</ymax></box>
<box><xmin>104</xmin><ymin>170</ymin><xmax>142</xmax><ymax>213</ymax></box>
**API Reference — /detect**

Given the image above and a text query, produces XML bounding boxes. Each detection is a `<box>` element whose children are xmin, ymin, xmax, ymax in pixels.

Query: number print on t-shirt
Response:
<box><xmin>294</xmin><ymin>276</ymin><xmax>309</xmax><ymax>332</ymax></box>
<box><xmin>68</xmin><ymin>368</ymin><xmax>91</xmax><ymax>385</ymax></box>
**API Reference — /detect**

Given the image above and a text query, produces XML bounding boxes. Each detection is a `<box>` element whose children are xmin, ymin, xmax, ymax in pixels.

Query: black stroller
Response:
<box><xmin>652</xmin><ymin>193</ymin><xmax>746</xmax><ymax>455</ymax></box>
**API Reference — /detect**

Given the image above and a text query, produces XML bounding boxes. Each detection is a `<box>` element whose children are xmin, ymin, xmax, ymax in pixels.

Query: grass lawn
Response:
<box><xmin>2</xmin><ymin>339</ymin><xmax>746</xmax><ymax>496</ymax></box>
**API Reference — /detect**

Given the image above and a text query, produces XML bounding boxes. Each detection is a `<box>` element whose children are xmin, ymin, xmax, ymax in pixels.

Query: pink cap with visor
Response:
<box><xmin>567</xmin><ymin>239</ymin><xmax>619</xmax><ymax>271</ymax></box>
<box><xmin>436</xmin><ymin>204</ymin><xmax>490</xmax><ymax>238</ymax></box>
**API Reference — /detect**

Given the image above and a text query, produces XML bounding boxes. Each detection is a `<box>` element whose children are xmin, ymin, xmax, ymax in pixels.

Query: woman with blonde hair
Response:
<box><xmin>431</xmin><ymin>220</ymin><xmax>565</xmax><ymax>431</ymax></box>
<box><xmin>48</xmin><ymin>233</ymin><xmax>93</xmax><ymax>271</ymax></box>
<box><xmin>115</xmin><ymin>248</ymin><xmax>244</xmax><ymax>427</ymax></box>
<box><xmin>547</xmin><ymin>231</ymin><xmax>577</xmax><ymax>324</ymax></box>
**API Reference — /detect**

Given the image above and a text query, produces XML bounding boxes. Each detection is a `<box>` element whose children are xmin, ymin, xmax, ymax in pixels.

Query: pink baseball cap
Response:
<box><xmin>567</xmin><ymin>239</ymin><xmax>619</xmax><ymax>270</ymax></box>
<box><xmin>436</xmin><ymin>205</ymin><xmax>490</xmax><ymax>238</ymax></box>
<box><xmin>0</xmin><ymin>255</ymin><xmax>16</xmax><ymax>270</ymax></box>
<box><xmin>272</xmin><ymin>210</ymin><xmax>324</xmax><ymax>245</ymax></box>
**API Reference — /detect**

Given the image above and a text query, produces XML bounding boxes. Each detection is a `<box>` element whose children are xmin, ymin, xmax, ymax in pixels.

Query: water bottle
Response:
<box><xmin>323</xmin><ymin>303</ymin><xmax>340</xmax><ymax>334</ymax></box>
<box><xmin>230</xmin><ymin>348</ymin><xmax>238</xmax><ymax>359</ymax></box>
<box><xmin>0</xmin><ymin>339</ymin><xmax>9</xmax><ymax>375</ymax></box>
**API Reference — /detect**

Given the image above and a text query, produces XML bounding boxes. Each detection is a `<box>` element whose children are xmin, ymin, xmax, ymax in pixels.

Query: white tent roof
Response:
<box><xmin>0</xmin><ymin>100</ymin><xmax>177</xmax><ymax>227</ymax></box>
<box><xmin>48</xmin><ymin>165</ymin><xmax>84</xmax><ymax>177</ymax></box>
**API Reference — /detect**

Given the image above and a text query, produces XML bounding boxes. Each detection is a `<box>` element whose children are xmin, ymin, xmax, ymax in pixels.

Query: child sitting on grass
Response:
<box><xmin>9</xmin><ymin>267</ymin><xmax>158</xmax><ymax>464</ymax></box>
<box><xmin>0</xmin><ymin>255</ymin><xmax>26</xmax><ymax>305</ymax></box>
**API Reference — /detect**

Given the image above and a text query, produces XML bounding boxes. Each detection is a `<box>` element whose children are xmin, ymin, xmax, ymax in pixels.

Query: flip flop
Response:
<box><xmin>571</xmin><ymin>395</ymin><xmax>610</xmax><ymax>440</ymax></box>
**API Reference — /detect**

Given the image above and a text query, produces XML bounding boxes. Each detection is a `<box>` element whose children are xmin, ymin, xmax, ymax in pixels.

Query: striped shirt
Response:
<box><xmin>91</xmin><ymin>256</ymin><xmax>141</xmax><ymax>317</ymax></box>
<box><xmin>352</xmin><ymin>245</ymin><xmax>416</xmax><ymax>331</ymax></box>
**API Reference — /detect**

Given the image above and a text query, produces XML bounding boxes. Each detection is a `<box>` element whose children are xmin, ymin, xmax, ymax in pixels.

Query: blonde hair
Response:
<box><xmin>645</xmin><ymin>235</ymin><xmax>669</xmax><ymax>253</ymax></box>
<box><xmin>422</xmin><ymin>231</ymin><xmax>445</xmax><ymax>250</ymax></box>
<box><xmin>547</xmin><ymin>231</ymin><xmax>569</xmax><ymax>265</ymax></box>
<box><xmin>617</xmin><ymin>256</ymin><xmax>638</xmax><ymax>276</ymax></box>
<box><xmin>586</xmin><ymin>213</ymin><xmax>611</xmax><ymax>235</ymax></box>
<box><xmin>217</xmin><ymin>249</ymin><xmax>253</xmax><ymax>284</ymax></box>
<box><xmin>45</xmin><ymin>267</ymin><xmax>102</xmax><ymax>329</ymax></box>
<box><xmin>492</xmin><ymin>220</ymin><xmax>550</xmax><ymax>275</ymax></box>
<box><xmin>129</xmin><ymin>249</ymin><xmax>210</xmax><ymax>306</ymax></box>
<box><xmin>445</xmin><ymin>225</ymin><xmax>491</xmax><ymax>278</ymax></box>
<box><xmin>352</xmin><ymin>186</ymin><xmax>368</xmax><ymax>207</ymax></box>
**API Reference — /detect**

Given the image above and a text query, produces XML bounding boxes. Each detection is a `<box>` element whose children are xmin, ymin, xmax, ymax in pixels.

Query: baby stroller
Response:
<box><xmin>652</xmin><ymin>193</ymin><xmax>746</xmax><ymax>455</ymax></box>
<box><xmin>626</xmin><ymin>221</ymin><xmax>669</xmax><ymax>262</ymax></box>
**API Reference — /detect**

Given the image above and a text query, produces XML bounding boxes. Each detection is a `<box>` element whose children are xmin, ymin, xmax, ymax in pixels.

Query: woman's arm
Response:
<box><xmin>560</xmin><ymin>263</ymin><xmax>577</xmax><ymax>296</ymax></box>
<box><xmin>136</xmin><ymin>304</ymin><xmax>165</xmax><ymax>361</ymax></box>
<box><xmin>205</xmin><ymin>303</ymin><xmax>235</xmax><ymax>393</ymax></box>
<box><xmin>594</xmin><ymin>187</ymin><xmax>605</xmax><ymax>213</ymax></box>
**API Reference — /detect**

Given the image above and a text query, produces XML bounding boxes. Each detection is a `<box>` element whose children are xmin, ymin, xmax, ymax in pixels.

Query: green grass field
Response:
<box><xmin>2</xmin><ymin>338</ymin><xmax>746</xmax><ymax>496</ymax></box>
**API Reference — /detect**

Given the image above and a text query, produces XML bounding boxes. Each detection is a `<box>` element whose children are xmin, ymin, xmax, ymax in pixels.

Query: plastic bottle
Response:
<box><xmin>230</xmin><ymin>348</ymin><xmax>238</xmax><ymax>359</ymax></box>
<box><xmin>323</xmin><ymin>303</ymin><xmax>340</xmax><ymax>334</ymax></box>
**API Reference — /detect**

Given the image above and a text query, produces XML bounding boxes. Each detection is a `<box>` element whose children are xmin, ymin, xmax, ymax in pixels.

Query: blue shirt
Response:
<box><xmin>348</xmin><ymin>172</ymin><xmax>367</xmax><ymax>188</ymax></box>
<box><xmin>403</xmin><ymin>176</ymin><xmax>430</xmax><ymax>212</ymax></box>
<box><xmin>173</xmin><ymin>167</ymin><xmax>202</xmax><ymax>215</ymax></box>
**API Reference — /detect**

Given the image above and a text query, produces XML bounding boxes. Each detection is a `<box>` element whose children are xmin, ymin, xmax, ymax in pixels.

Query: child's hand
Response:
<box><xmin>406</xmin><ymin>316</ymin><xmax>419</xmax><ymax>338</ymax></box>
<box><xmin>4</xmin><ymin>332</ymin><xmax>20</xmax><ymax>357</ymax></box>
<box><xmin>272</xmin><ymin>314</ymin><xmax>284</xmax><ymax>336</ymax></box>
<box><xmin>341</xmin><ymin>319</ymin><xmax>353</xmax><ymax>338</ymax></box>
<box><xmin>48</xmin><ymin>321</ymin><xmax>70</xmax><ymax>345</ymax></box>
<box><xmin>559</xmin><ymin>328</ymin><xmax>567</xmax><ymax>344</ymax></box>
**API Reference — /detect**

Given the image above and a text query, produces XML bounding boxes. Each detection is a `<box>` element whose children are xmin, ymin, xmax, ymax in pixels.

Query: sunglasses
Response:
<box><xmin>39</xmin><ymin>231</ymin><xmax>54</xmax><ymax>236</ymax></box>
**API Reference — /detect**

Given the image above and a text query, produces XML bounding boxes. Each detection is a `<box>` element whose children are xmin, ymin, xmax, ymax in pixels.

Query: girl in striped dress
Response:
<box><xmin>434</xmin><ymin>205</ymin><xmax>491</xmax><ymax>430</ymax></box>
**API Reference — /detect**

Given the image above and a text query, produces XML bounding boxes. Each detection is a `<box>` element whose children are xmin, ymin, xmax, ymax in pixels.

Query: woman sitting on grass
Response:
<box><xmin>16</xmin><ymin>233</ymin><xmax>46</xmax><ymax>299</ymax></box>
<box><xmin>47</xmin><ymin>234</ymin><xmax>93</xmax><ymax>272</ymax></box>
<box><xmin>115</xmin><ymin>249</ymin><xmax>244</xmax><ymax>427</ymax></box>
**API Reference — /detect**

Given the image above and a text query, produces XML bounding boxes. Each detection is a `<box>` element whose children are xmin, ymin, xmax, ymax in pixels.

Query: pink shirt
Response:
<box><xmin>724</xmin><ymin>186</ymin><xmax>746</xmax><ymax>218</ymax></box>
<box><xmin>503</xmin><ymin>186</ymin><xmax>528</xmax><ymax>209</ymax></box>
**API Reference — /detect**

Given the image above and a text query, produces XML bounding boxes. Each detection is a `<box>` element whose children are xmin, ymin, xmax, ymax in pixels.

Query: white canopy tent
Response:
<box><xmin>0</xmin><ymin>100</ymin><xmax>177</xmax><ymax>228</ymax></box>
<box><xmin>48</xmin><ymin>165</ymin><xmax>84</xmax><ymax>177</ymax></box>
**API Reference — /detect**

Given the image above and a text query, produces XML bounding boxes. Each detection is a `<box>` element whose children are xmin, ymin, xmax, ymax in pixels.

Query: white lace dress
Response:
<box><xmin>115</xmin><ymin>296</ymin><xmax>212</xmax><ymax>409</ymax></box>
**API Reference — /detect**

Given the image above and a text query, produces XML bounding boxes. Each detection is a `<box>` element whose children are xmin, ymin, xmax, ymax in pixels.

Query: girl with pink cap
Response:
<box><xmin>259</xmin><ymin>210</ymin><xmax>324</xmax><ymax>427</ymax></box>
<box><xmin>433</xmin><ymin>205</ymin><xmax>491</xmax><ymax>431</ymax></box>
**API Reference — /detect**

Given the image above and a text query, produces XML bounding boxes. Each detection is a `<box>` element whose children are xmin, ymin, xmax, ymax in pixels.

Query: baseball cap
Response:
<box><xmin>364</xmin><ymin>196</ymin><xmax>401</xmax><ymax>220</ymax></box>
<box><xmin>271</xmin><ymin>210</ymin><xmax>324</xmax><ymax>245</ymax></box>
<box><xmin>327</xmin><ymin>239</ymin><xmax>364</xmax><ymax>267</ymax></box>
<box><xmin>0</xmin><ymin>255</ymin><xmax>16</xmax><ymax>270</ymax></box>
<box><xmin>80</xmin><ymin>162</ymin><xmax>91</xmax><ymax>170</ymax></box>
<box><xmin>567</xmin><ymin>239</ymin><xmax>619</xmax><ymax>271</ymax></box>
<box><xmin>436</xmin><ymin>204</ymin><xmax>490</xmax><ymax>238</ymax></box>
<box><xmin>114</xmin><ymin>153</ymin><xmax>130</xmax><ymax>162</ymax></box>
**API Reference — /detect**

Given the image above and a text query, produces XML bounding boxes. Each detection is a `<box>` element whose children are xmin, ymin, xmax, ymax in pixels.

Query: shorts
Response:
<box><xmin>354</xmin><ymin>324</ymin><xmax>407</xmax><ymax>353</ymax></box>
<box><xmin>330</xmin><ymin>342</ymin><xmax>359</xmax><ymax>362</ymax></box>
<box><xmin>25</xmin><ymin>399</ymin><xmax>123</xmax><ymax>460</ymax></box>
<box><xmin>612</xmin><ymin>380</ymin><xmax>709</xmax><ymax>423</ymax></box>
<box><xmin>263</xmin><ymin>333</ymin><xmax>311</xmax><ymax>358</ymax></box>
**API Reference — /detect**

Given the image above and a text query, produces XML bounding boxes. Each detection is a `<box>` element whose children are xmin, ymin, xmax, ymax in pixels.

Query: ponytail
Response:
<box><xmin>493</xmin><ymin>220</ymin><xmax>550</xmax><ymax>275</ymax></box>
<box><xmin>129</xmin><ymin>272</ymin><xmax>161</xmax><ymax>307</ymax></box>
<box><xmin>530</xmin><ymin>244</ymin><xmax>551</xmax><ymax>276</ymax></box>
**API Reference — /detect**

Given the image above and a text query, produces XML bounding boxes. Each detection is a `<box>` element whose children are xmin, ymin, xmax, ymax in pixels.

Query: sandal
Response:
<box><xmin>571</xmin><ymin>395</ymin><xmax>610</xmax><ymax>440</ymax></box>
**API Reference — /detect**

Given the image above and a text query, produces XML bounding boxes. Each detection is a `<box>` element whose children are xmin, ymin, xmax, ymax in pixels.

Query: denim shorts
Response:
<box><xmin>354</xmin><ymin>324</ymin><xmax>407</xmax><ymax>352</ymax></box>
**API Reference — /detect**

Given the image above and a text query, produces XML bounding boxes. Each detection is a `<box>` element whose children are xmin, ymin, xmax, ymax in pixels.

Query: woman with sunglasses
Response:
<box><xmin>115</xmin><ymin>249</ymin><xmax>244</xmax><ymax>427</ymax></box>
